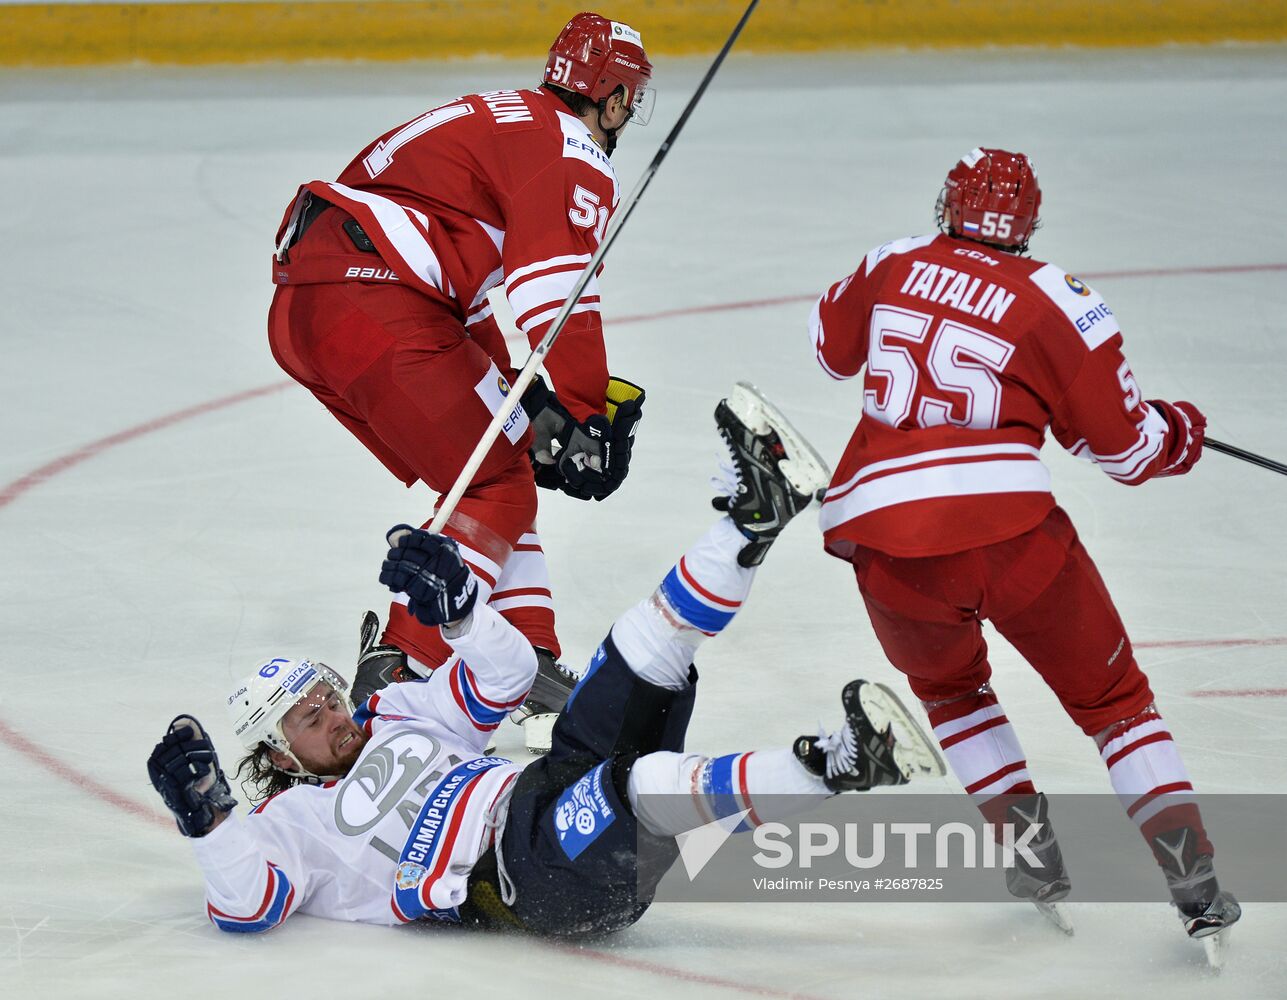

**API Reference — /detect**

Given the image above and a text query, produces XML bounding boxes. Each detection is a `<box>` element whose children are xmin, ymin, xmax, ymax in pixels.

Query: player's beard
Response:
<box><xmin>331</xmin><ymin>723</ymin><xmax>367</xmax><ymax>774</ymax></box>
<box><xmin>295</xmin><ymin>722</ymin><xmax>367</xmax><ymax>778</ymax></box>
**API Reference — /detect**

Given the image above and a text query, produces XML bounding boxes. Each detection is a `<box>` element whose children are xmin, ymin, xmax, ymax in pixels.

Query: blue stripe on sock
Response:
<box><xmin>659</xmin><ymin>568</ymin><xmax>736</xmax><ymax>634</ymax></box>
<box><xmin>703</xmin><ymin>754</ymin><xmax>750</xmax><ymax>830</ymax></box>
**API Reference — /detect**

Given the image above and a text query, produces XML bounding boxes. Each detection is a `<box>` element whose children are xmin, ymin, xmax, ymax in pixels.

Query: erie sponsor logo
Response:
<box><xmin>900</xmin><ymin>261</ymin><xmax>1016</xmax><ymax>323</ymax></box>
<box><xmin>501</xmin><ymin>402</ymin><xmax>525</xmax><ymax>439</ymax></box>
<box><xmin>610</xmin><ymin>21</ymin><xmax>644</xmax><ymax>47</ymax></box>
<box><xmin>479</xmin><ymin>89</ymin><xmax>534</xmax><ymax>124</ymax></box>
<box><xmin>1076</xmin><ymin>302</ymin><xmax>1114</xmax><ymax>333</ymax></box>
<box><xmin>345</xmin><ymin>266</ymin><xmax>399</xmax><ymax>281</ymax></box>
<box><xmin>565</xmin><ymin>135</ymin><xmax>611</xmax><ymax>168</ymax></box>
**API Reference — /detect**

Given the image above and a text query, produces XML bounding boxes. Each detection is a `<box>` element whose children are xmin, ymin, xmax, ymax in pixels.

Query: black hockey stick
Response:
<box><xmin>430</xmin><ymin>0</ymin><xmax>761</xmax><ymax>530</ymax></box>
<box><xmin>1206</xmin><ymin>437</ymin><xmax>1287</xmax><ymax>476</ymax></box>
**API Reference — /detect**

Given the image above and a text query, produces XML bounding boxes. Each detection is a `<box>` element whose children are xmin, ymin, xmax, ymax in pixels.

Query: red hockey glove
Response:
<box><xmin>1150</xmin><ymin>399</ymin><xmax>1206</xmax><ymax>477</ymax></box>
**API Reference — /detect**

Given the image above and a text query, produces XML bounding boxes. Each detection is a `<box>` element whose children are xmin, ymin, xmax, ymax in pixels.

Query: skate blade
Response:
<box><xmin>728</xmin><ymin>381</ymin><xmax>832</xmax><ymax>497</ymax></box>
<box><xmin>1034</xmin><ymin>900</ymin><xmax>1075</xmax><ymax>936</ymax></box>
<box><xmin>1202</xmin><ymin>928</ymin><xmax>1230</xmax><ymax>972</ymax></box>
<box><xmin>522</xmin><ymin>712</ymin><xmax>557</xmax><ymax>756</ymax></box>
<box><xmin>858</xmin><ymin>682</ymin><xmax>947</xmax><ymax>780</ymax></box>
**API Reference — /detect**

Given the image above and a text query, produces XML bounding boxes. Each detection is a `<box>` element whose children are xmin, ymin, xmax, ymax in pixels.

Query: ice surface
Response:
<box><xmin>2</xmin><ymin>45</ymin><xmax>1285</xmax><ymax>999</ymax></box>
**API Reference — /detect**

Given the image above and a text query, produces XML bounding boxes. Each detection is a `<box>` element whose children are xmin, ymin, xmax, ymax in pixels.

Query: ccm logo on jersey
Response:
<box><xmin>345</xmin><ymin>266</ymin><xmax>399</xmax><ymax>281</ymax></box>
<box><xmin>954</xmin><ymin>247</ymin><xmax>1000</xmax><ymax>267</ymax></box>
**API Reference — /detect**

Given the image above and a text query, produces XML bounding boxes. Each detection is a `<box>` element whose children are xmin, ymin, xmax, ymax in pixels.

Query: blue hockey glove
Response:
<box><xmin>147</xmin><ymin>715</ymin><xmax>238</xmax><ymax>837</ymax></box>
<box><xmin>380</xmin><ymin>525</ymin><xmax>479</xmax><ymax>627</ymax></box>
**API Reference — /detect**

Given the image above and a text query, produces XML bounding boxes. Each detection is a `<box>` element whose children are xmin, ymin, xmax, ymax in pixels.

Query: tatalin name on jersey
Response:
<box><xmin>900</xmin><ymin>261</ymin><xmax>1016</xmax><ymax>323</ymax></box>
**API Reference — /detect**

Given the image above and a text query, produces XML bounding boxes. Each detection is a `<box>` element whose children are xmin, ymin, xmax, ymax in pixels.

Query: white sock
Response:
<box><xmin>610</xmin><ymin>517</ymin><xmax>755</xmax><ymax>690</ymax></box>
<box><xmin>627</xmin><ymin>749</ymin><xmax>830</xmax><ymax>838</ymax></box>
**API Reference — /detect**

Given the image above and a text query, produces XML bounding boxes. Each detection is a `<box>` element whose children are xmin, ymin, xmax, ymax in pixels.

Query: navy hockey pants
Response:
<box><xmin>491</xmin><ymin>633</ymin><xmax>697</xmax><ymax>936</ymax></box>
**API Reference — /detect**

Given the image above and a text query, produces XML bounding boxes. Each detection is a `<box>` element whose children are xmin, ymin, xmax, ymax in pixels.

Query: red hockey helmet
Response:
<box><xmin>544</xmin><ymin>12</ymin><xmax>655</xmax><ymax>125</ymax></box>
<box><xmin>937</xmin><ymin>148</ymin><xmax>1042</xmax><ymax>252</ymax></box>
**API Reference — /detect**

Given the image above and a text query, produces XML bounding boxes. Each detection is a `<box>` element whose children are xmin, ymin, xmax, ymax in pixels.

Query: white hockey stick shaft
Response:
<box><xmin>428</xmin><ymin>0</ymin><xmax>760</xmax><ymax>533</ymax></box>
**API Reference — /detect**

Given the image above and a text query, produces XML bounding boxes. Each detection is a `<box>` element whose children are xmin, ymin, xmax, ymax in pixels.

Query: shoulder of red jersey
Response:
<box><xmin>1024</xmin><ymin>260</ymin><xmax>1121</xmax><ymax>351</ymax></box>
<box><xmin>476</xmin><ymin>87</ymin><xmax>620</xmax><ymax>204</ymax></box>
<box><xmin>859</xmin><ymin>233</ymin><xmax>940</xmax><ymax>279</ymax></box>
<box><xmin>551</xmin><ymin>109</ymin><xmax>621</xmax><ymax>205</ymax></box>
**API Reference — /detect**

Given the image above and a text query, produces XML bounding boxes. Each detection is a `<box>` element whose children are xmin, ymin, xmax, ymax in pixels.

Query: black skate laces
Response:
<box><xmin>714</xmin><ymin>425</ymin><xmax>795</xmax><ymax>500</ymax></box>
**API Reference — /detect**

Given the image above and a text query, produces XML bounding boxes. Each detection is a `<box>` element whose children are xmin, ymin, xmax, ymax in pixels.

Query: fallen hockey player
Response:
<box><xmin>147</xmin><ymin>385</ymin><xmax>944</xmax><ymax>935</ymax></box>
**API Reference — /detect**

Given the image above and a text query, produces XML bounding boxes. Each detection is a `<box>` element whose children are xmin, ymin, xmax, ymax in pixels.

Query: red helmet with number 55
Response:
<box><xmin>937</xmin><ymin>147</ymin><xmax>1042</xmax><ymax>253</ymax></box>
<box><xmin>544</xmin><ymin>12</ymin><xmax>655</xmax><ymax>125</ymax></box>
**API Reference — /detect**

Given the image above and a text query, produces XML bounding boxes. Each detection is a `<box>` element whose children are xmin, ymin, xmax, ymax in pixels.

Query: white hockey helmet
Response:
<box><xmin>226</xmin><ymin>657</ymin><xmax>355</xmax><ymax>765</ymax></box>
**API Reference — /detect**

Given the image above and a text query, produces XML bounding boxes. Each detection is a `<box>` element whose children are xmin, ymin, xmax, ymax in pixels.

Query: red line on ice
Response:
<box><xmin>609</xmin><ymin>261</ymin><xmax>1287</xmax><ymax>326</ymax></box>
<box><xmin>1189</xmin><ymin>688</ymin><xmax>1287</xmax><ymax>699</ymax></box>
<box><xmin>0</xmin><ymin>381</ymin><xmax>291</xmax><ymax>511</ymax></box>
<box><xmin>1137</xmin><ymin>637</ymin><xmax>1287</xmax><ymax>650</ymax></box>
<box><xmin>0</xmin><ymin>717</ymin><xmax>173</xmax><ymax>830</ymax></box>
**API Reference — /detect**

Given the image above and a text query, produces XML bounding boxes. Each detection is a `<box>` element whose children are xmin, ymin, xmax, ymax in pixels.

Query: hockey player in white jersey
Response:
<box><xmin>146</xmin><ymin>386</ymin><xmax>945</xmax><ymax>935</ymax></box>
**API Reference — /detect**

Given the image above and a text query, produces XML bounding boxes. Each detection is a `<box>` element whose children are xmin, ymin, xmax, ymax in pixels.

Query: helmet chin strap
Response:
<box><xmin>277</xmin><ymin>754</ymin><xmax>344</xmax><ymax>784</ymax></box>
<box><xmin>595</xmin><ymin>87</ymin><xmax>633</xmax><ymax>158</ymax></box>
<box><xmin>596</xmin><ymin>106</ymin><xmax>621</xmax><ymax>157</ymax></box>
<box><xmin>269</xmin><ymin>736</ymin><xmax>347</xmax><ymax>784</ymax></box>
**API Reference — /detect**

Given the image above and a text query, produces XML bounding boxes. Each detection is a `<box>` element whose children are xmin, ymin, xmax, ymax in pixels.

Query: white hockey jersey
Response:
<box><xmin>191</xmin><ymin>607</ymin><xmax>536</xmax><ymax>931</ymax></box>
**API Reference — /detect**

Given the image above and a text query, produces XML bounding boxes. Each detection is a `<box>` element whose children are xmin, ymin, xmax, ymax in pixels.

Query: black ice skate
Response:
<box><xmin>1002</xmin><ymin>792</ymin><xmax>1074</xmax><ymax>936</ymax></box>
<box><xmin>509</xmin><ymin>647</ymin><xmax>581</xmax><ymax>755</ymax></box>
<box><xmin>794</xmin><ymin>680</ymin><xmax>945</xmax><ymax>792</ymax></box>
<box><xmin>351</xmin><ymin>610</ymin><xmax>416</xmax><ymax>706</ymax></box>
<box><xmin>1152</xmin><ymin>827</ymin><xmax>1241</xmax><ymax>970</ymax></box>
<box><xmin>712</xmin><ymin>382</ymin><xmax>831</xmax><ymax>567</ymax></box>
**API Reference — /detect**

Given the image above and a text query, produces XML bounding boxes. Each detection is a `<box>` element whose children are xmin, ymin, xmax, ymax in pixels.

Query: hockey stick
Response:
<box><xmin>428</xmin><ymin>0</ymin><xmax>760</xmax><ymax>532</ymax></box>
<box><xmin>1206</xmin><ymin>437</ymin><xmax>1287</xmax><ymax>476</ymax></box>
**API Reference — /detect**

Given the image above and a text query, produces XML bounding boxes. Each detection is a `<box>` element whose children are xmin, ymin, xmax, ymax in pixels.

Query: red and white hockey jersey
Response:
<box><xmin>273</xmin><ymin>87</ymin><xmax>620</xmax><ymax>421</ymax></box>
<box><xmin>810</xmin><ymin>233</ymin><xmax>1195</xmax><ymax>558</ymax></box>
<box><xmin>190</xmin><ymin>607</ymin><xmax>534</xmax><ymax>931</ymax></box>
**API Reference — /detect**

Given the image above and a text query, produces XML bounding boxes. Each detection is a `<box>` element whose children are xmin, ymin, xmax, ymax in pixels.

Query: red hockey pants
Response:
<box><xmin>267</xmin><ymin>229</ymin><xmax>555</xmax><ymax>664</ymax></box>
<box><xmin>850</xmin><ymin>506</ymin><xmax>1153</xmax><ymax>736</ymax></box>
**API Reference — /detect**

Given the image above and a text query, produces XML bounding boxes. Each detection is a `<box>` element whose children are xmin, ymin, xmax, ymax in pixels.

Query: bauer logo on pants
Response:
<box><xmin>474</xmin><ymin>364</ymin><xmax>530</xmax><ymax>445</ymax></box>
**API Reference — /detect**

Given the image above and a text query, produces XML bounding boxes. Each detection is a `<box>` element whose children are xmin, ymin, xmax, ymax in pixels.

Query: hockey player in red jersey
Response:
<box><xmin>266</xmin><ymin>13</ymin><xmax>654</xmax><ymax>749</ymax></box>
<box><xmin>809</xmin><ymin>148</ymin><xmax>1239</xmax><ymax>951</ymax></box>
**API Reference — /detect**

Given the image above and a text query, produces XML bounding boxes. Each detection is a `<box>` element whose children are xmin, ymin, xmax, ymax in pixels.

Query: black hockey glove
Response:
<box><xmin>520</xmin><ymin>375</ymin><xmax>645</xmax><ymax>502</ymax></box>
<box><xmin>520</xmin><ymin>374</ymin><xmax>573</xmax><ymax>493</ymax></box>
<box><xmin>379</xmin><ymin>525</ymin><xmax>479</xmax><ymax>627</ymax></box>
<box><xmin>147</xmin><ymin>715</ymin><xmax>238</xmax><ymax>837</ymax></box>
